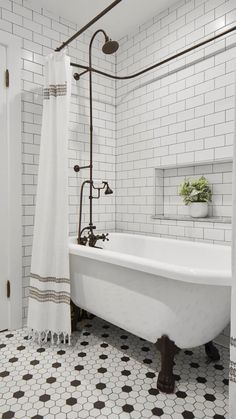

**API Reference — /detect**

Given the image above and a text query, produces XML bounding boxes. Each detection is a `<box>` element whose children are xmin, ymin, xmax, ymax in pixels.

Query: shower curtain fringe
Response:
<box><xmin>28</xmin><ymin>329</ymin><xmax>71</xmax><ymax>346</ymax></box>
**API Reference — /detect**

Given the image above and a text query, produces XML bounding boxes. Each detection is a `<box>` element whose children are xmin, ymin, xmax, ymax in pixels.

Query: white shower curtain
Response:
<box><xmin>229</xmin><ymin>73</ymin><xmax>236</xmax><ymax>417</ymax></box>
<box><xmin>27</xmin><ymin>52</ymin><xmax>72</xmax><ymax>344</ymax></box>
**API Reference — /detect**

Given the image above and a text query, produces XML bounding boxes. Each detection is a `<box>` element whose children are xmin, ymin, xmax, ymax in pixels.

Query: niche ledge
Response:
<box><xmin>154</xmin><ymin>160</ymin><xmax>233</xmax><ymax>224</ymax></box>
<box><xmin>151</xmin><ymin>214</ymin><xmax>232</xmax><ymax>224</ymax></box>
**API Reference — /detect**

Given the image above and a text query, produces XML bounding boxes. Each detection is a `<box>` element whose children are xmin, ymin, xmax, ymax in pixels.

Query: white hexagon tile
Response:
<box><xmin>0</xmin><ymin>316</ymin><xmax>229</xmax><ymax>419</ymax></box>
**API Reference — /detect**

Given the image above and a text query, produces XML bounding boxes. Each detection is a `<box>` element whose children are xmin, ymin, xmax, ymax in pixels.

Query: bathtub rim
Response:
<box><xmin>69</xmin><ymin>233</ymin><xmax>231</xmax><ymax>287</ymax></box>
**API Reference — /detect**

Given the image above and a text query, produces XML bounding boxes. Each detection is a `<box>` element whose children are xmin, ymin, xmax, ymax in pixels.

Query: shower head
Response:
<box><xmin>104</xmin><ymin>182</ymin><xmax>113</xmax><ymax>195</ymax></box>
<box><xmin>102</xmin><ymin>38</ymin><xmax>119</xmax><ymax>55</ymax></box>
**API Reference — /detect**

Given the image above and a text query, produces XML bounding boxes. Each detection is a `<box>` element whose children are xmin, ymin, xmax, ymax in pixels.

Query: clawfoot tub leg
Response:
<box><xmin>156</xmin><ymin>335</ymin><xmax>180</xmax><ymax>394</ymax></box>
<box><xmin>70</xmin><ymin>301</ymin><xmax>94</xmax><ymax>332</ymax></box>
<box><xmin>70</xmin><ymin>300</ymin><xmax>80</xmax><ymax>332</ymax></box>
<box><xmin>204</xmin><ymin>341</ymin><xmax>220</xmax><ymax>362</ymax></box>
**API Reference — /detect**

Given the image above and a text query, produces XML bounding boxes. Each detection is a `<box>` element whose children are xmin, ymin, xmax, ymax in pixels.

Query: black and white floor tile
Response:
<box><xmin>0</xmin><ymin>316</ymin><xmax>229</xmax><ymax>419</ymax></box>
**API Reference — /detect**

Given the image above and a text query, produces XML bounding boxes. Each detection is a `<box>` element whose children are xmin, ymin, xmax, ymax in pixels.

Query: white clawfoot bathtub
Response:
<box><xmin>69</xmin><ymin>233</ymin><xmax>231</xmax><ymax>349</ymax></box>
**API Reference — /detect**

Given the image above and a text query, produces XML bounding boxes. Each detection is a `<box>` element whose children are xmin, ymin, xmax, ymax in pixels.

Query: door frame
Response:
<box><xmin>0</xmin><ymin>30</ymin><xmax>22</xmax><ymax>329</ymax></box>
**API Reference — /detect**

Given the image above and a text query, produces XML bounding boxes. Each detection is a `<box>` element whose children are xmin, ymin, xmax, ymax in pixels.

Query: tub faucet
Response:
<box><xmin>74</xmin><ymin>175</ymin><xmax>113</xmax><ymax>247</ymax></box>
<box><xmin>88</xmin><ymin>232</ymin><xmax>109</xmax><ymax>248</ymax></box>
<box><xmin>79</xmin><ymin>226</ymin><xmax>109</xmax><ymax>247</ymax></box>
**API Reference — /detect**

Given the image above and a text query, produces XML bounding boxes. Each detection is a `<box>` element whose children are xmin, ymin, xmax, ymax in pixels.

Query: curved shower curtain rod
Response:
<box><xmin>71</xmin><ymin>25</ymin><xmax>236</xmax><ymax>81</ymax></box>
<box><xmin>55</xmin><ymin>0</ymin><xmax>123</xmax><ymax>52</ymax></box>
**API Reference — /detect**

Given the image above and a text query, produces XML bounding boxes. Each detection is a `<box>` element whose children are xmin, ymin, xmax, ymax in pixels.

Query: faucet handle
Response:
<box><xmin>102</xmin><ymin>233</ymin><xmax>109</xmax><ymax>242</ymax></box>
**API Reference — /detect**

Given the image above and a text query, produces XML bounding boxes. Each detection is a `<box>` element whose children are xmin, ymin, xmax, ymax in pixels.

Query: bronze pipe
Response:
<box><xmin>71</xmin><ymin>25</ymin><xmax>236</xmax><ymax>81</ymax></box>
<box><xmin>77</xmin><ymin>180</ymin><xmax>91</xmax><ymax>244</ymax></box>
<box><xmin>55</xmin><ymin>0</ymin><xmax>122</xmax><ymax>52</ymax></box>
<box><xmin>75</xmin><ymin>29</ymin><xmax>116</xmax><ymax>247</ymax></box>
<box><xmin>88</xmin><ymin>30</ymin><xmax>108</xmax><ymax>229</ymax></box>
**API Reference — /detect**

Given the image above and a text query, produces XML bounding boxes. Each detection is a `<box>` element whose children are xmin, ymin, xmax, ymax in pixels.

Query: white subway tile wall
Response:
<box><xmin>0</xmin><ymin>0</ymin><xmax>116</xmax><ymax>322</ymax></box>
<box><xmin>0</xmin><ymin>0</ymin><xmax>235</xmax><ymax>331</ymax></box>
<box><xmin>116</xmin><ymin>0</ymin><xmax>236</xmax><ymax>246</ymax></box>
<box><xmin>155</xmin><ymin>161</ymin><xmax>232</xmax><ymax>218</ymax></box>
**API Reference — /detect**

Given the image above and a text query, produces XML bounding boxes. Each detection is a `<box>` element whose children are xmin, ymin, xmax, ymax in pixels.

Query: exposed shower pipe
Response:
<box><xmin>69</xmin><ymin>12</ymin><xmax>236</xmax><ymax>246</ymax></box>
<box><xmin>54</xmin><ymin>0</ymin><xmax>122</xmax><ymax>52</ymax></box>
<box><xmin>77</xmin><ymin>179</ymin><xmax>112</xmax><ymax>246</ymax></box>
<box><xmin>74</xmin><ymin>29</ymin><xmax>116</xmax><ymax>247</ymax></box>
<box><xmin>73</xmin><ymin>24</ymin><xmax>236</xmax><ymax>246</ymax></box>
<box><xmin>72</xmin><ymin>25</ymin><xmax>236</xmax><ymax>81</ymax></box>
<box><xmin>87</xmin><ymin>30</ymin><xmax>117</xmax><ymax>235</ymax></box>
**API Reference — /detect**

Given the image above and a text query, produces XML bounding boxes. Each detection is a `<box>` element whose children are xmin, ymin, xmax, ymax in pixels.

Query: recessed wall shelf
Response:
<box><xmin>154</xmin><ymin>160</ymin><xmax>233</xmax><ymax>225</ymax></box>
<box><xmin>151</xmin><ymin>215</ymin><xmax>232</xmax><ymax>224</ymax></box>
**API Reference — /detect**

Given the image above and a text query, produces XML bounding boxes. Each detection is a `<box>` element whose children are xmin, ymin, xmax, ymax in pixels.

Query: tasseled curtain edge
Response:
<box><xmin>28</xmin><ymin>329</ymin><xmax>71</xmax><ymax>345</ymax></box>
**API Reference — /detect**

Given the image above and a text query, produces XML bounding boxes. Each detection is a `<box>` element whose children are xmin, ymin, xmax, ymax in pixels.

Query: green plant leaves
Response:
<box><xmin>179</xmin><ymin>176</ymin><xmax>212</xmax><ymax>205</ymax></box>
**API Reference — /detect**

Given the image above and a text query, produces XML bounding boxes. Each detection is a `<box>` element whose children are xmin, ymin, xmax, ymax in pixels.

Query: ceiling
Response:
<box><xmin>33</xmin><ymin>0</ymin><xmax>178</xmax><ymax>41</ymax></box>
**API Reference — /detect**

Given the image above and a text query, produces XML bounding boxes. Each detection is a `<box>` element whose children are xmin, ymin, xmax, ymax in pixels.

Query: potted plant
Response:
<box><xmin>179</xmin><ymin>176</ymin><xmax>212</xmax><ymax>218</ymax></box>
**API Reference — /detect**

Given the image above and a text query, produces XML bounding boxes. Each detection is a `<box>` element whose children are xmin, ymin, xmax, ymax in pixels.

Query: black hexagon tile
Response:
<box><xmin>0</xmin><ymin>316</ymin><xmax>229</xmax><ymax>419</ymax></box>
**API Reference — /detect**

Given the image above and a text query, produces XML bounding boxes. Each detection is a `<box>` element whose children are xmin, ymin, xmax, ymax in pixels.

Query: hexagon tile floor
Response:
<box><xmin>0</xmin><ymin>316</ymin><xmax>229</xmax><ymax>419</ymax></box>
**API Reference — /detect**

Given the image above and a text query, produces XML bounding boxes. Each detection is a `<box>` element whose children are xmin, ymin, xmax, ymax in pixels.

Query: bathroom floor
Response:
<box><xmin>0</xmin><ymin>317</ymin><xmax>228</xmax><ymax>419</ymax></box>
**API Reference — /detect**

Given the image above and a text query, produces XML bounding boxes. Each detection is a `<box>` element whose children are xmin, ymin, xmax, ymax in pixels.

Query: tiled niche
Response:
<box><xmin>154</xmin><ymin>161</ymin><xmax>232</xmax><ymax>223</ymax></box>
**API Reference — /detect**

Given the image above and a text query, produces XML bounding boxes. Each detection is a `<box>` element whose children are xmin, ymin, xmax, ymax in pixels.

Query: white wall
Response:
<box><xmin>116</xmin><ymin>0</ymin><xmax>236</xmax><ymax>245</ymax></box>
<box><xmin>0</xmin><ymin>0</ymin><xmax>116</xmax><ymax>322</ymax></box>
<box><xmin>1</xmin><ymin>0</ymin><xmax>235</xmax><ymax>326</ymax></box>
<box><xmin>155</xmin><ymin>162</ymin><xmax>232</xmax><ymax>219</ymax></box>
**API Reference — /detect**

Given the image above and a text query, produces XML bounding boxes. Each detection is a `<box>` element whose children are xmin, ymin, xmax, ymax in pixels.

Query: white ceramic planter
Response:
<box><xmin>189</xmin><ymin>202</ymin><xmax>208</xmax><ymax>218</ymax></box>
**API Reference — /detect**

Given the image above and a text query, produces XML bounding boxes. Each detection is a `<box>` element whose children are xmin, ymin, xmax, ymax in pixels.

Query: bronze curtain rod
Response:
<box><xmin>71</xmin><ymin>25</ymin><xmax>236</xmax><ymax>81</ymax></box>
<box><xmin>55</xmin><ymin>0</ymin><xmax>122</xmax><ymax>52</ymax></box>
